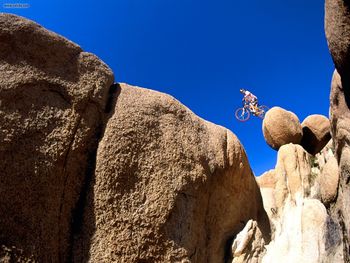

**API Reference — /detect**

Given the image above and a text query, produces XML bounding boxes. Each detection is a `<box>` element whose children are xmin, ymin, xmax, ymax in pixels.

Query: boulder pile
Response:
<box><xmin>262</xmin><ymin>107</ymin><xmax>331</xmax><ymax>155</ymax></box>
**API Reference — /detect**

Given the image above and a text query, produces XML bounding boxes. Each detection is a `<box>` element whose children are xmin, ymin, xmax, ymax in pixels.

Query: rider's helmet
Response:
<box><xmin>240</xmin><ymin>89</ymin><xmax>246</xmax><ymax>94</ymax></box>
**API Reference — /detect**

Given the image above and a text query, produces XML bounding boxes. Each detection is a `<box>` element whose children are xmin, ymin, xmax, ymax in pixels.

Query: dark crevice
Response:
<box><xmin>341</xmin><ymin>74</ymin><xmax>350</xmax><ymax>109</ymax></box>
<box><xmin>346</xmin><ymin>176</ymin><xmax>350</xmax><ymax>185</ymax></box>
<box><xmin>224</xmin><ymin>235</ymin><xmax>235</xmax><ymax>263</ymax></box>
<box><xmin>58</xmin><ymin>112</ymin><xmax>85</xmax><ymax>262</ymax></box>
<box><xmin>65</xmin><ymin>83</ymin><xmax>121</xmax><ymax>262</ymax></box>
<box><xmin>189</xmin><ymin>247</ymin><xmax>197</xmax><ymax>260</ymax></box>
<box><xmin>105</xmin><ymin>83</ymin><xmax>121</xmax><ymax>113</ymax></box>
<box><xmin>338</xmin><ymin>210</ymin><xmax>350</xmax><ymax>263</ymax></box>
<box><xmin>66</xmin><ymin>121</ymin><xmax>102</xmax><ymax>262</ymax></box>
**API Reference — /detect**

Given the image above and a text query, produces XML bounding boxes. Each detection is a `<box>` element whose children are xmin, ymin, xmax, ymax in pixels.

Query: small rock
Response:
<box><xmin>232</xmin><ymin>220</ymin><xmax>255</xmax><ymax>257</ymax></box>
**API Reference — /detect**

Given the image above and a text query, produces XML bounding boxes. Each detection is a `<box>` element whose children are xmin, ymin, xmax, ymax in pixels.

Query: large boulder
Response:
<box><xmin>0</xmin><ymin>14</ymin><xmax>114</xmax><ymax>261</ymax></box>
<box><xmin>259</xmin><ymin>144</ymin><xmax>343</xmax><ymax>263</ymax></box>
<box><xmin>262</xmin><ymin>107</ymin><xmax>303</xmax><ymax>150</ymax></box>
<box><xmin>328</xmin><ymin>69</ymin><xmax>350</xmax><ymax>261</ymax></box>
<box><xmin>73</xmin><ymin>83</ymin><xmax>270</xmax><ymax>263</ymax></box>
<box><xmin>274</xmin><ymin>144</ymin><xmax>312</xmax><ymax>210</ymax></box>
<box><xmin>325</xmin><ymin>1</ymin><xmax>350</xmax><ymax>260</ymax></box>
<box><xmin>300</xmin><ymin>114</ymin><xmax>331</xmax><ymax>155</ymax></box>
<box><xmin>325</xmin><ymin>0</ymin><xmax>350</xmax><ymax>79</ymax></box>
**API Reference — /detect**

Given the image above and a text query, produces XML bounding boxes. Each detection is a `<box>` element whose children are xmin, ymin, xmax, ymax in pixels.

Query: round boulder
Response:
<box><xmin>262</xmin><ymin>107</ymin><xmax>303</xmax><ymax>150</ymax></box>
<box><xmin>300</xmin><ymin>114</ymin><xmax>331</xmax><ymax>155</ymax></box>
<box><xmin>318</xmin><ymin>155</ymin><xmax>339</xmax><ymax>206</ymax></box>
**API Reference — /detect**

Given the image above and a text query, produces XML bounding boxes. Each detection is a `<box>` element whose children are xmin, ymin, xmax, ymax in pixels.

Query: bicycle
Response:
<box><xmin>235</xmin><ymin>103</ymin><xmax>269</xmax><ymax>122</ymax></box>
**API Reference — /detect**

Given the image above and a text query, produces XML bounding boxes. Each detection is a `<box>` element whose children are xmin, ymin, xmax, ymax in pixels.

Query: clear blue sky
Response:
<box><xmin>3</xmin><ymin>0</ymin><xmax>334</xmax><ymax>176</ymax></box>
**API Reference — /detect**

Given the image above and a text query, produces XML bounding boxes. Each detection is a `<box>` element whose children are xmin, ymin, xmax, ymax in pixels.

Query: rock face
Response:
<box><xmin>0</xmin><ymin>14</ymin><xmax>114</xmax><ymax>262</ymax></box>
<box><xmin>74</xmin><ymin>83</ymin><xmax>270</xmax><ymax>263</ymax></box>
<box><xmin>256</xmin><ymin>170</ymin><xmax>277</xmax><ymax>221</ymax></box>
<box><xmin>231</xmin><ymin>220</ymin><xmax>265</xmax><ymax>263</ymax></box>
<box><xmin>328</xmin><ymin>69</ymin><xmax>350</xmax><ymax>261</ymax></box>
<box><xmin>325</xmin><ymin>0</ymin><xmax>350</xmax><ymax>79</ymax></box>
<box><xmin>300</xmin><ymin>114</ymin><xmax>331</xmax><ymax>155</ymax></box>
<box><xmin>262</xmin><ymin>107</ymin><xmax>303</xmax><ymax>150</ymax></box>
<box><xmin>326</xmin><ymin>0</ymin><xmax>350</xmax><ymax>259</ymax></box>
<box><xmin>315</xmin><ymin>141</ymin><xmax>339</xmax><ymax>207</ymax></box>
<box><xmin>0</xmin><ymin>14</ymin><xmax>271</xmax><ymax>263</ymax></box>
<box><xmin>258</xmin><ymin>144</ymin><xmax>343</xmax><ymax>263</ymax></box>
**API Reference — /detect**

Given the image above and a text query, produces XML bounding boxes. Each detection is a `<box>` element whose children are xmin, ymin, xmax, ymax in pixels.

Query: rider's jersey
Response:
<box><xmin>243</xmin><ymin>91</ymin><xmax>257</xmax><ymax>102</ymax></box>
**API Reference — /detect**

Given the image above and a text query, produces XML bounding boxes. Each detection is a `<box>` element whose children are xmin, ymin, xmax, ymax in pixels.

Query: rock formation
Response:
<box><xmin>262</xmin><ymin>107</ymin><xmax>303</xmax><ymax>150</ymax></box>
<box><xmin>0</xmin><ymin>13</ymin><xmax>114</xmax><ymax>262</ymax></box>
<box><xmin>326</xmin><ymin>0</ymin><xmax>350</xmax><ymax>260</ymax></box>
<box><xmin>262</xmin><ymin>108</ymin><xmax>331</xmax><ymax>155</ymax></box>
<box><xmin>2</xmin><ymin>0</ymin><xmax>350</xmax><ymax>261</ymax></box>
<box><xmin>231</xmin><ymin>220</ymin><xmax>265</xmax><ymax>263</ymax></box>
<box><xmin>0</xmin><ymin>14</ymin><xmax>270</xmax><ymax>263</ymax></box>
<box><xmin>315</xmin><ymin>140</ymin><xmax>339</xmax><ymax>206</ymax></box>
<box><xmin>256</xmin><ymin>143</ymin><xmax>343</xmax><ymax>263</ymax></box>
<box><xmin>73</xmin><ymin>83</ymin><xmax>270</xmax><ymax>262</ymax></box>
<box><xmin>300</xmin><ymin>114</ymin><xmax>331</xmax><ymax>155</ymax></box>
<box><xmin>325</xmin><ymin>0</ymin><xmax>350</xmax><ymax>80</ymax></box>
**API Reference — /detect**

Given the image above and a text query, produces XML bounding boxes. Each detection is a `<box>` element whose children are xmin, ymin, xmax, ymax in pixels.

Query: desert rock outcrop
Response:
<box><xmin>0</xmin><ymin>15</ymin><xmax>271</xmax><ymax>263</ymax></box>
<box><xmin>328</xmin><ymin>69</ymin><xmax>350</xmax><ymax>261</ymax></box>
<box><xmin>314</xmin><ymin>141</ymin><xmax>339</xmax><ymax>206</ymax></box>
<box><xmin>300</xmin><ymin>114</ymin><xmax>331</xmax><ymax>155</ymax></box>
<box><xmin>0</xmin><ymin>14</ymin><xmax>114</xmax><ymax>262</ymax></box>
<box><xmin>326</xmin><ymin>0</ymin><xmax>350</xmax><ymax>259</ymax></box>
<box><xmin>262</xmin><ymin>107</ymin><xmax>303</xmax><ymax>150</ymax></box>
<box><xmin>257</xmin><ymin>144</ymin><xmax>343</xmax><ymax>263</ymax></box>
<box><xmin>231</xmin><ymin>220</ymin><xmax>265</xmax><ymax>263</ymax></box>
<box><xmin>325</xmin><ymin>0</ymin><xmax>350</xmax><ymax>78</ymax></box>
<box><xmin>74</xmin><ymin>83</ymin><xmax>270</xmax><ymax>263</ymax></box>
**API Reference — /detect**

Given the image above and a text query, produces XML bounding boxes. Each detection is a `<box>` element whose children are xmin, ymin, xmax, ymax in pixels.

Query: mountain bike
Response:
<box><xmin>235</xmin><ymin>103</ymin><xmax>269</xmax><ymax>122</ymax></box>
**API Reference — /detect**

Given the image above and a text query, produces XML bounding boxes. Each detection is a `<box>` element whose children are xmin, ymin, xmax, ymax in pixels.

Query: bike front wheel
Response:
<box><xmin>257</xmin><ymin>105</ymin><xmax>269</xmax><ymax>119</ymax></box>
<box><xmin>235</xmin><ymin>107</ymin><xmax>250</xmax><ymax>122</ymax></box>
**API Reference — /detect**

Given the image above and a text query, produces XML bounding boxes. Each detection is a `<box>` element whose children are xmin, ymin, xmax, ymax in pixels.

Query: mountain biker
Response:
<box><xmin>240</xmin><ymin>89</ymin><xmax>258</xmax><ymax>113</ymax></box>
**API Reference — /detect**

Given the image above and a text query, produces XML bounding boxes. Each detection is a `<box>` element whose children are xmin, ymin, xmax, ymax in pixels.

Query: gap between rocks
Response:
<box><xmin>65</xmin><ymin>83</ymin><xmax>121</xmax><ymax>262</ymax></box>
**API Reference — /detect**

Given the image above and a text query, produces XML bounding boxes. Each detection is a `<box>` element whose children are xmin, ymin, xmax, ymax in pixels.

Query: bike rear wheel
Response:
<box><xmin>257</xmin><ymin>105</ymin><xmax>269</xmax><ymax>119</ymax></box>
<box><xmin>235</xmin><ymin>107</ymin><xmax>250</xmax><ymax>122</ymax></box>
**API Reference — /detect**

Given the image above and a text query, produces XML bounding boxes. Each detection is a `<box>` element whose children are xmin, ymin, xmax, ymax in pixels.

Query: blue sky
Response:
<box><xmin>3</xmin><ymin>0</ymin><xmax>334</xmax><ymax>176</ymax></box>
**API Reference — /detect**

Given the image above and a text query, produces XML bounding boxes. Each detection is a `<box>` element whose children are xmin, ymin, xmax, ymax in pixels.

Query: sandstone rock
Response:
<box><xmin>310</xmin><ymin>141</ymin><xmax>339</xmax><ymax>206</ymax></box>
<box><xmin>0</xmin><ymin>245</ymin><xmax>36</xmax><ymax>262</ymax></box>
<box><xmin>259</xmin><ymin>144</ymin><xmax>338</xmax><ymax>263</ymax></box>
<box><xmin>256</xmin><ymin>170</ymin><xmax>277</xmax><ymax>220</ymax></box>
<box><xmin>0</xmin><ymin>14</ymin><xmax>114</xmax><ymax>262</ymax></box>
<box><xmin>262</xmin><ymin>199</ymin><xmax>328</xmax><ymax>263</ymax></box>
<box><xmin>262</xmin><ymin>107</ymin><xmax>303</xmax><ymax>150</ymax></box>
<box><xmin>328</xmin><ymin>69</ymin><xmax>350</xmax><ymax>261</ymax></box>
<box><xmin>231</xmin><ymin>220</ymin><xmax>265</xmax><ymax>263</ymax></box>
<box><xmin>74</xmin><ymin>83</ymin><xmax>270</xmax><ymax>263</ymax></box>
<box><xmin>232</xmin><ymin>220</ymin><xmax>256</xmax><ymax>257</ymax></box>
<box><xmin>274</xmin><ymin>144</ymin><xmax>312</xmax><ymax>210</ymax></box>
<box><xmin>318</xmin><ymin>156</ymin><xmax>339</xmax><ymax>206</ymax></box>
<box><xmin>325</xmin><ymin>0</ymin><xmax>350</xmax><ymax>79</ymax></box>
<box><xmin>256</xmin><ymin>170</ymin><xmax>276</xmax><ymax>189</ymax></box>
<box><xmin>300</xmin><ymin>114</ymin><xmax>331</xmax><ymax>155</ymax></box>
